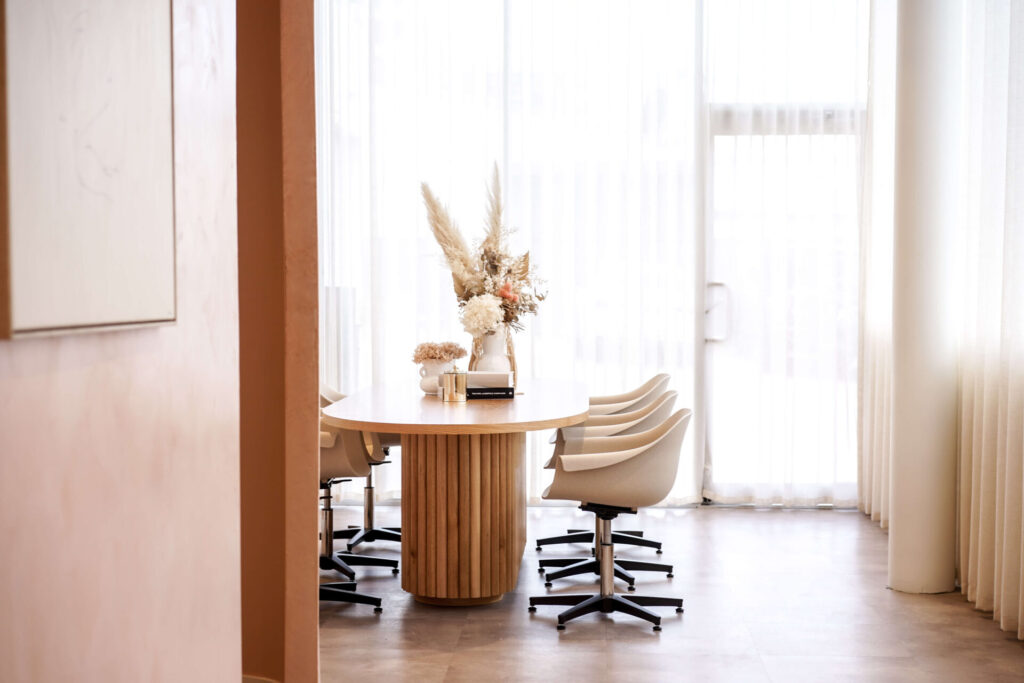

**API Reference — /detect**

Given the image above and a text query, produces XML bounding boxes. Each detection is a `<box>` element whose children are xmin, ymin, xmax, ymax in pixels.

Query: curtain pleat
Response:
<box><xmin>955</xmin><ymin>0</ymin><xmax>1023</xmax><ymax>641</ymax></box>
<box><xmin>857</xmin><ymin>0</ymin><xmax>1024</xmax><ymax>640</ymax></box>
<box><xmin>857</xmin><ymin>0</ymin><xmax>895</xmax><ymax>527</ymax></box>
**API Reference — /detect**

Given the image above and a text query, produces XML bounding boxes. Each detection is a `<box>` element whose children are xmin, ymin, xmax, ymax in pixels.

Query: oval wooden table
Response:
<box><xmin>321</xmin><ymin>379</ymin><xmax>588</xmax><ymax>605</ymax></box>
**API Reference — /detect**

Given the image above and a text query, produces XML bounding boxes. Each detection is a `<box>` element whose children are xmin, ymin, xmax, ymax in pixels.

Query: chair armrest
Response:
<box><xmin>558</xmin><ymin>444</ymin><xmax>652</xmax><ymax>472</ymax></box>
<box><xmin>587</xmin><ymin>400</ymin><xmax>633</xmax><ymax>416</ymax></box>
<box><xmin>320</xmin><ymin>430</ymin><xmax>338</xmax><ymax>448</ymax></box>
<box><xmin>366</xmin><ymin>432</ymin><xmax>388</xmax><ymax>463</ymax></box>
<box><xmin>559</xmin><ymin>429</ymin><xmax>650</xmax><ymax>456</ymax></box>
<box><xmin>561</xmin><ymin>419</ymin><xmax>638</xmax><ymax>441</ymax></box>
<box><xmin>557</xmin><ymin>415</ymin><xmax>681</xmax><ymax>463</ymax></box>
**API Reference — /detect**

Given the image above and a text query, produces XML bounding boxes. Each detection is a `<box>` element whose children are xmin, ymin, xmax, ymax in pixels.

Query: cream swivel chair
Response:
<box><xmin>535</xmin><ymin>375</ymin><xmax>673</xmax><ymax>555</ymax></box>
<box><xmin>537</xmin><ymin>391</ymin><xmax>679</xmax><ymax>588</ymax></box>
<box><xmin>528</xmin><ymin>409</ymin><xmax>692</xmax><ymax>631</ymax></box>
<box><xmin>319</xmin><ymin>425</ymin><xmax>392</xmax><ymax>612</ymax></box>
<box><xmin>320</xmin><ymin>385</ymin><xmax>402</xmax><ymax>551</ymax></box>
<box><xmin>319</xmin><ymin>419</ymin><xmax>399</xmax><ymax>589</ymax></box>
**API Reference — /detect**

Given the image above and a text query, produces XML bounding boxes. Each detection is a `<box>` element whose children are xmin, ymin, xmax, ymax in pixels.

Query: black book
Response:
<box><xmin>466</xmin><ymin>387</ymin><xmax>514</xmax><ymax>400</ymax></box>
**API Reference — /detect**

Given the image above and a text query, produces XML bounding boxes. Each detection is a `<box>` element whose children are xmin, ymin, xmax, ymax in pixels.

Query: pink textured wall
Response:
<box><xmin>0</xmin><ymin>1</ymin><xmax>241</xmax><ymax>680</ymax></box>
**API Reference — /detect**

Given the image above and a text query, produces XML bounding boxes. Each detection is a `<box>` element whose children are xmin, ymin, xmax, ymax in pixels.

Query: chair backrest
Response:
<box><xmin>319</xmin><ymin>385</ymin><xmax>399</xmax><ymax>462</ymax></box>
<box><xmin>570</xmin><ymin>390</ymin><xmax>678</xmax><ymax>440</ymax></box>
<box><xmin>625</xmin><ymin>374</ymin><xmax>672</xmax><ymax>414</ymax></box>
<box><xmin>616</xmin><ymin>391</ymin><xmax>678</xmax><ymax>435</ymax></box>
<box><xmin>320</xmin><ymin>419</ymin><xmax>372</xmax><ymax>480</ymax></box>
<box><xmin>548</xmin><ymin>409</ymin><xmax>692</xmax><ymax>509</ymax></box>
<box><xmin>587</xmin><ymin>374</ymin><xmax>670</xmax><ymax>416</ymax></box>
<box><xmin>627</xmin><ymin>409</ymin><xmax>691</xmax><ymax>506</ymax></box>
<box><xmin>320</xmin><ymin>383</ymin><xmax>345</xmax><ymax>409</ymax></box>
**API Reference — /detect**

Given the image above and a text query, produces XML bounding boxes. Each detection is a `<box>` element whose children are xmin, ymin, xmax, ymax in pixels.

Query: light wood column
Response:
<box><xmin>401</xmin><ymin>432</ymin><xmax>527</xmax><ymax>605</ymax></box>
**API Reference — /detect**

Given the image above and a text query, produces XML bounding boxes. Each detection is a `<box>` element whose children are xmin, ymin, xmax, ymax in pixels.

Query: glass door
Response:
<box><xmin>703</xmin><ymin>132</ymin><xmax>860</xmax><ymax>505</ymax></box>
<box><xmin>699</xmin><ymin>0</ymin><xmax>867</xmax><ymax>506</ymax></box>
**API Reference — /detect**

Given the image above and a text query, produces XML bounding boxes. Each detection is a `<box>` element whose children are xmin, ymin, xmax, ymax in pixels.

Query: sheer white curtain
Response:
<box><xmin>315</xmin><ymin>0</ymin><xmax>503</xmax><ymax>501</ymax></box>
<box><xmin>856</xmin><ymin>0</ymin><xmax>1024</xmax><ymax>639</ymax></box>
<box><xmin>858</xmin><ymin>0</ymin><xmax>896</xmax><ymax>528</ymax></box>
<box><xmin>701</xmin><ymin>0</ymin><xmax>869</xmax><ymax>505</ymax></box>
<box><xmin>316</xmin><ymin>0</ymin><xmax>870</xmax><ymax>507</ymax></box>
<box><xmin>957</xmin><ymin>0</ymin><xmax>1024</xmax><ymax>640</ymax></box>
<box><xmin>505</xmin><ymin>1</ymin><xmax>701</xmax><ymax>504</ymax></box>
<box><xmin>315</xmin><ymin>0</ymin><xmax>701</xmax><ymax>505</ymax></box>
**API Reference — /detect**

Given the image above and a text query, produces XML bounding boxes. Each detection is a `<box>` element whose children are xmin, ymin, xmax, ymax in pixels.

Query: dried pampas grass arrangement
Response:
<box><xmin>421</xmin><ymin>164</ymin><xmax>545</xmax><ymax>336</ymax></box>
<box><xmin>421</xmin><ymin>183</ymin><xmax>483</xmax><ymax>298</ymax></box>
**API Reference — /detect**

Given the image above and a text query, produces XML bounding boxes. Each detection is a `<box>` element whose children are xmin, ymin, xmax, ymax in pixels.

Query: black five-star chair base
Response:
<box><xmin>537</xmin><ymin>556</ymin><xmax>673</xmax><ymax>589</ymax></box>
<box><xmin>334</xmin><ymin>525</ymin><xmax>403</xmax><ymax>551</ymax></box>
<box><xmin>319</xmin><ymin>581</ymin><xmax>383</xmax><ymax>613</ymax></box>
<box><xmin>319</xmin><ymin>551</ymin><xmax>398</xmax><ymax>580</ymax></box>
<box><xmin>529</xmin><ymin>503</ymin><xmax>683</xmax><ymax>631</ymax></box>
<box><xmin>535</xmin><ymin>528</ymin><xmax>663</xmax><ymax>553</ymax></box>
<box><xmin>529</xmin><ymin>592</ymin><xmax>682</xmax><ymax>630</ymax></box>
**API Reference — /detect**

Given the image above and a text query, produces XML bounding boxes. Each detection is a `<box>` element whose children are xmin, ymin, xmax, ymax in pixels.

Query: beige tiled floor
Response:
<box><xmin>319</xmin><ymin>506</ymin><xmax>1024</xmax><ymax>682</ymax></box>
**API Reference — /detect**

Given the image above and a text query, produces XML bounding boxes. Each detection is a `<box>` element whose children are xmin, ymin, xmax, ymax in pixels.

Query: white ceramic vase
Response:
<box><xmin>476</xmin><ymin>327</ymin><xmax>512</xmax><ymax>373</ymax></box>
<box><xmin>419</xmin><ymin>359</ymin><xmax>453</xmax><ymax>394</ymax></box>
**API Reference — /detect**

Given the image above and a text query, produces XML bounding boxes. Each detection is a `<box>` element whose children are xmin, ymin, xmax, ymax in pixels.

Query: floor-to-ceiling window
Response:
<box><xmin>315</xmin><ymin>0</ymin><xmax>868</xmax><ymax>506</ymax></box>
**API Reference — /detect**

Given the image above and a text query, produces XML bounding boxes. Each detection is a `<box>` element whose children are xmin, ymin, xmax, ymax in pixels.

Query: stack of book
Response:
<box><xmin>466</xmin><ymin>371</ymin><xmax>514</xmax><ymax>400</ymax></box>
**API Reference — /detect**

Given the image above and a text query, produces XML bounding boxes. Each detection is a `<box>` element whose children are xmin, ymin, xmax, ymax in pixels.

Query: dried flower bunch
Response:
<box><xmin>412</xmin><ymin>341</ymin><xmax>468</xmax><ymax>364</ymax></box>
<box><xmin>421</xmin><ymin>165</ymin><xmax>545</xmax><ymax>337</ymax></box>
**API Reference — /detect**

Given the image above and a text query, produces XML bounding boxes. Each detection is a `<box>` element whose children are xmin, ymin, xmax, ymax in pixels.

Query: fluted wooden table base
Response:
<box><xmin>401</xmin><ymin>432</ymin><xmax>527</xmax><ymax>604</ymax></box>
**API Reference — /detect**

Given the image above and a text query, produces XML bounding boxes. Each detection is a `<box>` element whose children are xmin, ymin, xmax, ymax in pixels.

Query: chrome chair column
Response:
<box><xmin>333</xmin><ymin>461</ymin><xmax>402</xmax><ymax>550</ymax></box>
<box><xmin>317</xmin><ymin>478</ymin><xmax>388</xmax><ymax>612</ymax></box>
<box><xmin>318</xmin><ymin>478</ymin><xmax>399</xmax><ymax>579</ymax></box>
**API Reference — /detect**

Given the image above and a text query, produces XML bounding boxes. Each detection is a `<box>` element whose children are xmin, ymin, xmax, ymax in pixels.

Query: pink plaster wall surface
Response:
<box><xmin>0</xmin><ymin>1</ymin><xmax>241</xmax><ymax>680</ymax></box>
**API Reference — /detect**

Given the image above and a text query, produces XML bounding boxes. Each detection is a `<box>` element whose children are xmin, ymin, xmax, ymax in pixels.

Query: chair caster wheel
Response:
<box><xmin>538</xmin><ymin>567</ymin><xmax>545</xmax><ymax>573</ymax></box>
<box><xmin>666</xmin><ymin>573</ymin><xmax>674</xmax><ymax>578</ymax></box>
<box><xmin>653</xmin><ymin>625</ymin><xmax>661</xmax><ymax>631</ymax></box>
<box><xmin>627</xmin><ymin>584</ymin><xmax>636</xmax><ymax>592</ymax></box>
<box><xmin>544</xmin><ymin>581</ymin><xmax>553</xmax><ymax>588</ymax></box>
<box><xmin>528</xmin><ymin>605</ymin><xmax>536</xmax><ymax>612</ymax></box>
<box><xmin>556</xmin><ymin>624</ymin><xmax>565</xmax><ymax>631</ymax></box>
<box><xmin>392</xmin><ymin>568</ymin><xmax>399</xmax><ymax>575</ymax></box>
<box><xmin>536</xmin><ymin>546</ymin><xmax>542</xmax><ymax>552</ymax></box>
<box><xmin>374</xmin><ymin>607</ymin><xmax>383</xmax><ymax>614</ymax></box>
<box><xmin>676</xmin><ymin>607</ymin><xmax>684</xmax><ymax>613</ymax></box>
<box><xmin>656</xmin><ymin>549</ymin><xmax>663</xmax><ymax>554</ymax></box>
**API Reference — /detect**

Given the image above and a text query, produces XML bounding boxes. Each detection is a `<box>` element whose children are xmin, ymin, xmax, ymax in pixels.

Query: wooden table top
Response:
<box><xmin>320</xmin><ymin>378</ymin><xmax>589</xmax><ymax>435</ymax></box>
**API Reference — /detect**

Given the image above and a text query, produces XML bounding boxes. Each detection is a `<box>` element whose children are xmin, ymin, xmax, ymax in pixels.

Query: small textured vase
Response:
<box><xmin>419</xmin><ymin>359</ymin><xmax>453</xmax><ymax>394</ymax></box>
<box><xmin>470</xmin><ymin>326</ymin><xmax>517</xmax><ymax>385</ymax></box>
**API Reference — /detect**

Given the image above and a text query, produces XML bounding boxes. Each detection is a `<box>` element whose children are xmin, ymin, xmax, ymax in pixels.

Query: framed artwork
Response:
<box><xmin>0</xmin><ymin>0</ymin><xmax>175</xmax><ymax>337</ymax></box>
